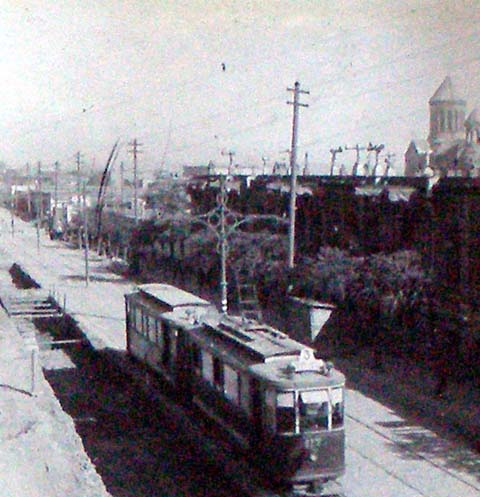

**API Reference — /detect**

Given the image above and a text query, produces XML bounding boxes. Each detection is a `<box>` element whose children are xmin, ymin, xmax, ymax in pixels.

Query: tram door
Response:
<box><xmin>176</xmin><ymin>331</ymin><xmax>192</xmax><ymax>401</ymax></box>
<box><xmin>162</xmin><ymin>323</ymin><xmax>171</xmax><ymax>368</ymax></box>
<box><xmin>250</xmin><ymin>378</ymin><xmax>263</xmax><ymax>446</ymax></box>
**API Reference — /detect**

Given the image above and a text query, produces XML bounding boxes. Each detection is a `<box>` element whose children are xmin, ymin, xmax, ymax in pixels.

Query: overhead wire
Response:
<box><xmin>5</xmin><ymin>5</ymin><xmax>480</xmax><ymax>170</ymax></box>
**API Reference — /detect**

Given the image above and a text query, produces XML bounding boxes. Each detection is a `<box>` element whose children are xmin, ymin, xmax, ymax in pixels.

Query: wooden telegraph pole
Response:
<box><xmin>369</xmin><ymin>143</ymin><xmax>385</xmax><ymax>177</ymax></box>
<box><xmin>76</xmin><ymin>151</ymin><xmax>83</xmax><ymax>248</ymax></box>
<box><xmin>119</xmin><ymin>161</ymin><xmax>125</xmax><ymax>213</ymax></box>
<box><xmin>36</xmin><ymin>161</ymin><xmax>42</xmax><ymax>251</ymax></box>
<box><xmin>287</xmin><ymin>81</ymin><xmax>309</xmax><ymax>268</ymax></box>
<box><xmin>329</xmin><ymin>147</ymin><xmax>343</xmax><ymax>176</ymax></box>
<box><xmin>222</xmin><ymin>150</ymin><xmax>235</xmax><ymax>175</ymax></box>
<box><xmin>345</xmin><ymin>144</ymin><xmax>366</xmax><ymax>176</ymax></box>
<box><xmin>129</xmin><ymin>139</ymin><xmax>143</xmax><ymax>224</ymax></box>
<box><xmin>82</xmin><ymin>180</ymin><xmax>90</xmax><ymax>286</ymax></box>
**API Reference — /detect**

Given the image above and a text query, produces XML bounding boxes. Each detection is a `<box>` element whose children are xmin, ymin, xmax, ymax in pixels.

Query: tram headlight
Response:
<box><xmin>309</xmin><ymin>451</ymin><xmax>318</xmax><ymax>462</ymax></box>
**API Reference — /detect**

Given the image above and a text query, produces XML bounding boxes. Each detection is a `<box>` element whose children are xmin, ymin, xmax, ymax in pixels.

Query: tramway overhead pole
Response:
<box><xmin>287</xmin><ymin>81</ymin><xmax>309</xmax><ymax>268</ymax></box>
<box><xmin>190</xmin><ymin>175</ymin><xmax>287</xmax><ymax>314</ymax></box>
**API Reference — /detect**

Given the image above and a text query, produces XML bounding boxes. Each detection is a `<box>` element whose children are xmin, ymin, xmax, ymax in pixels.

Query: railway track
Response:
<box><xmin>36</xmin><ymin>316</ymin><xmax>346</xmax><ymax>497</ymax></box>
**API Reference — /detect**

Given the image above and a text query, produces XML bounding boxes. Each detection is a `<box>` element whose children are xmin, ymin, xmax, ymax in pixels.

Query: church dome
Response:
<box><xmin>465</xmin><ymin>108</ymin><xmax>480</xmax><ymax>130</ymax></box>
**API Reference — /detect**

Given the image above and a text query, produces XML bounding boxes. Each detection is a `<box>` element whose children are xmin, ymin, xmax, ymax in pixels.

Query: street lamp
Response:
<box><xmin>188</xmin><ymin>174</ymin><xmax>287</xmax><ymax>314</ymax></box>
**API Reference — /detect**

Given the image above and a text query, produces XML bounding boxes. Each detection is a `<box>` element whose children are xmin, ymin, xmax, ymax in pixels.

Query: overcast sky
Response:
<box><xmin>1</xmin><ymin>0</ymin><xmax>480</xmax><ymax>176</ymax></box>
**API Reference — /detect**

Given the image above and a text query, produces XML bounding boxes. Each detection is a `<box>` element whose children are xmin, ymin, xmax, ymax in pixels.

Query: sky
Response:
<box><xmin>1</xmin><ymin>0</ymin><xmax>480</xmax><ymax>177</ymax></box>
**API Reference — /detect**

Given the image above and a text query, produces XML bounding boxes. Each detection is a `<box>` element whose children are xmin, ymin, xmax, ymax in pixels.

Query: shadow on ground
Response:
<box><xmin>375</xmin><ymin>419</ymin><xmax>480</xmax><ymax>485</ymax></box>
<box><xmin>60</xmin><ymin>274</ymin><xmax>129</xmax><ymax>284</ymax></box>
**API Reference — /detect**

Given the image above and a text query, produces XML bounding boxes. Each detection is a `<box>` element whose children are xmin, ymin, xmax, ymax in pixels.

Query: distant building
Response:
<box><xmin>183</xmin><ymin>164</ymin><xmax>213</xmax><ymax>178</ymax></box>
<box><xmin>405</xmin><ymin>76</ymin><xmax>480</xmax><ymax>177</ymax></box>
<box><xmin>404</xmin><ymin>139</ymin><xmax>429</xmax><ymax>176</ymax></box>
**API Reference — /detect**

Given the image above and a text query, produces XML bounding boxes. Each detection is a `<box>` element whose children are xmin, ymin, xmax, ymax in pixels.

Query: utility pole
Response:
<box><xmin>329</xmin><ymin>147</ymin><xmax>343</xmax><ymax>175</ymax></box>
<box><xmin>261</xmin><ymin>156</ymin><xmax>268</xmax><ymax>175</ymax></box>
<box><xmin>219</xmin><ymin>177</ymin><xmax>227</xmax><ymax>313</ymax></box>
<box><xmin>53</xmin><ymin>161</ymin><xmax>59</xmax><ymax>234</ymax></box>
<box><xmin>222</xmin><ymin>150</ymin><xmax>235</xmax><ymax>175</ymax></box>
<box><xmin>287</xmin><ymin>81</ymin><xmax>309</xmax><ymax>268</ymax></box>
<box><xmin>345</xmin><ymin>144</ymin><xmax>366</xmax><ymax>176</ymax></box>
<box><xmin>36</xmin><ymin>161</ymin><xmax>42</xmax><ymax>251</ymax></box>
<box><xmin>368</xmin><ymin>143</ymin><xmax>385</xmax><ymax>176</ymax></box>
<box><xmin>383</xmin><ymin>152</ymin><xmax>396</xmax><ymax>177</ymax></box>
<box><xmin>10</xmin><ymin>171</ymin><xmax>16</xmax><ymax>237</ymax></box>
<box><xmin>119</xmin><ymin>161</ymin><xmax>124</xmax><ymax>213</ymax></box>
<box><xmin>82</xmin><ymin>181</ymin><xmax>90</xmax><ymax>286</ymax></box>
<box><xmin>76</xmin><ymin>151</ymin><xmax>82</xmax><ymax>248</ymax></box>
<box><xmin>129</xmin><ymin>139</ymin><xmax>143</xmax><ymax>224</ymax></box>
<box><xmin>303</xmin><ymin>152</ymin><xmax>309</xmax><ymax>175</ymax></box>
<box><xmin>54</xmin><ymin>161</ymin><xmax>59</xmax><ymax>214</ymax></box>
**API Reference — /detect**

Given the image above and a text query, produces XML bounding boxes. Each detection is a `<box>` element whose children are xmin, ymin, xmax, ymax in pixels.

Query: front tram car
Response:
<box><xmin>186</xmin><ymin>314</ymin><xmax>345</xmax><ymax>495</ymax></box>
<box><xmin>125</xmin><ymin>284</ymin><xmax>345</xmax><ymax>496</ymax></box>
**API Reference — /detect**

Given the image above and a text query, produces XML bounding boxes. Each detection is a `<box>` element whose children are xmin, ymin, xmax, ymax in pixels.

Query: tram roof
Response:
<box><xmin>137</xmin><ymin>283</ymin><xmax>212</xmax><ymax>309</ymax></box>
<box><xmin>194</xmin><ymin>314</ymin><xmax>345</xmax><ymax>388</ymax></box>
<box><xmin>248</xmin><ymin>359</ymin><xmax>345</xmax><ymax>390</ymax></box>
<box><xmin>201</xmin><ymin>314</ymin><xmax>308</xmax><ymax>362</ymax></box>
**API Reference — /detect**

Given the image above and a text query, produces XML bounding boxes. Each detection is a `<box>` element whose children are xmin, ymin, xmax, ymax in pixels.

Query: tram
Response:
<box><xmin>125</xmin><ymin>283</ymin><xmax>345</xmax><ymax>495</ymax></box>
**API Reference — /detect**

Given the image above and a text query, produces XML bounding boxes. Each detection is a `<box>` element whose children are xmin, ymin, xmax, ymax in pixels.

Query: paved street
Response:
<box><xmin>1</xmin><ymin>208</ymin><xmax>479</xmax><ymax>497</ymax></box>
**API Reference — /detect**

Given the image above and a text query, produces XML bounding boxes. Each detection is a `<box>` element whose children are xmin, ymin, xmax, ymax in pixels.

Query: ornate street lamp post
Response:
<box><xmin>192</xmin><ymin>175</ymin><xmax>287</xmax><ymax>314</ymax></box>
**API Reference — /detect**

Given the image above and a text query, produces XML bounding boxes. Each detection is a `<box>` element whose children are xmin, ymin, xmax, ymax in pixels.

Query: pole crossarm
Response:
<box><xmin>193</xmin><ymin>209</ymin><xmax>287</xmax><ymax>245</ymax></box>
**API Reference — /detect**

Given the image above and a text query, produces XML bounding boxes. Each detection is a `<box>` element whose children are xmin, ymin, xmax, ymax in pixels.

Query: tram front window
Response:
<box><xmin>276</xmin><ymin>392</ymin><xmax>295</xmax><ymax>433</ymax></box>
<box><xmin>331</xmin><ymin>387</ymin><xmax>344</xmax><ymax>428</ymax></box>
<box><xmin>299</xmin><ymin>390</ymin><xmax>329</xmax><ymax>431</ymax></box>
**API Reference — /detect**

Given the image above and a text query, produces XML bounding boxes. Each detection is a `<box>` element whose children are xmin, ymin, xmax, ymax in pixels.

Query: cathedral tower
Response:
<box><xmin>428</xmin><ymin>76</ymin><xmax>466</xmax><ymax>152</ymax></box>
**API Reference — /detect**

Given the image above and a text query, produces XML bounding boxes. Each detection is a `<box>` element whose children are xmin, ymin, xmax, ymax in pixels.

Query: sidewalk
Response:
<box><xmin>0</xmin><ymin>260</ymin><xmax>111</xmax><ymax>497</ymax></box>
<box><xmin>335</xmin><ymin>349</ymin><xmax>480</xmax><ymax>453</ymax></box>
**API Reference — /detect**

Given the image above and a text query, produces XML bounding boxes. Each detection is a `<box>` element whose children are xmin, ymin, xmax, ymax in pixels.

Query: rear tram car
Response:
<box><xmin>125</xmin><ymin>284</ymin><xmax>345</xmax><ymax>495</ymax></box>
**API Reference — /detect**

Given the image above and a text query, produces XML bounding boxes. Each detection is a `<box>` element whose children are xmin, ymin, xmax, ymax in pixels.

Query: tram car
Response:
<box><xmin>125</xmin><ymin>283</ymin><xmax>345</xmax><ymax>495</ymax></box>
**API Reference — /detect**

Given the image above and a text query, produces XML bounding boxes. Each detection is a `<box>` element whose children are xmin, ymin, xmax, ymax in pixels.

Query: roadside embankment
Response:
<box><xmin>0</xmin><ymin>261</ymin><xmax>111</xmax><ymax>497</ymax></box>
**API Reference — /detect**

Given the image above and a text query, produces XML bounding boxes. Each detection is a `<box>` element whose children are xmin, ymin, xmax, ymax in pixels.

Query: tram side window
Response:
<box><xmin>331</xmin><ymin>388</ymin><xmax>344</xmax><ymax>428</ymax></box>
<box><xmin>191</xmin><ymin>343</ymin><xmax>202</xmax><ymax>374</ymax></box>
<box><xmin>148</xmin><ymin>315</ymin><xmax>156</xmax><ymax>342</ymax></box>
<box><xmin>202</xmin><ymin>350</ymin><xmax>214</xmax><ymax>383</ymax></box>
<box><xmin>162</xmin><ymin>323</ymin><xmax>171</xmax><ymax>366</ymax></box>
<box><xmin>154</xmin><ymin>319</ymin><xmax>163</xmax><ymax>347</ymax></box>
<box><xmin>129</xmin><ymin>304</ymin><xmax>136</xmax><ymax>330</ymax></box>
<box><xmin>239</xmin><ymin>374</ymin><xmax>251</xmax><ymax>415</ymax></box>
<box><xmin>264</xmin><ymin>389</ymin><xmax>277</xmax><ymax>432</ymax></box>
<box><xmin>224</xmin><ymin>364</ymin><xmax>239</xmax><ymax>404</ymax></box>
<box><xmin>134</xmin><ymin>307</ymin><xmax>143</xmax><ymax>335</ymax></box>
<box><xmin>299</xmin><ymin>390</ymin><xmax>329</xmax><ymax>431</ymax></box>
<box><xmin>276</xmin><ymin>392</ymin><xmax>295</xmax><ymax>433</ymax></box>
<box><xmin>143</xmin><ymin>312</ymin><xmax>150</xmax><ymax>338</ymax></box>
<box><xmin>213</xmin><ymin>357</ymin><xmax>224</xmax><ymax>391</ymax></box>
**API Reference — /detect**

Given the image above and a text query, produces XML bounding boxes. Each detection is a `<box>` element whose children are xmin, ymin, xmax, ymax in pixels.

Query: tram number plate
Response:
<box><xmin>304</xmin><ymin>436</ymin><xmax>326</xmax><ymax>451</ymax></box>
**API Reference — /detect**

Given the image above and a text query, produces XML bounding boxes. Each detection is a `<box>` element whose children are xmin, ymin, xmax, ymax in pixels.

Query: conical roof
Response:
<box><xmin>429</xmin><ymin>76</ymin><xmax>465</xmax><ymax>104</ymax></box>
<box><xmin>465</xmin><ymin>107</ymin><xmax>480</xmax><ymax>129</ymax></box>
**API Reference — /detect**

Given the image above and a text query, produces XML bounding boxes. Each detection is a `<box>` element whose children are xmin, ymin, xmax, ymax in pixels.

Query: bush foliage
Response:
<box><xmin>128</xmin><ymin>220</ymin><xmax>480</xmax><ymax>380</ymax></box>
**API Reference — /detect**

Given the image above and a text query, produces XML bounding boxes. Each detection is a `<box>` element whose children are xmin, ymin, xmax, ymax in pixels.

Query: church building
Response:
<box><xmin>405</xmin><ymin>76</ymin><xmax>480</xmax><ymax>177</ymax></box>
